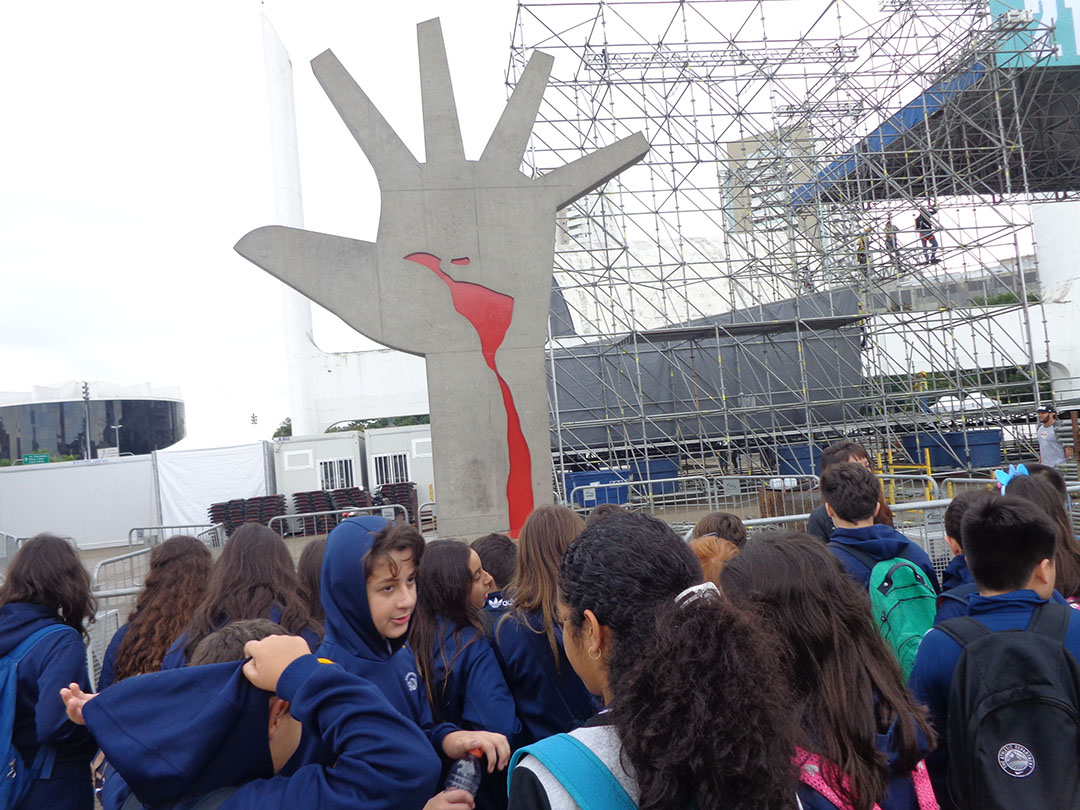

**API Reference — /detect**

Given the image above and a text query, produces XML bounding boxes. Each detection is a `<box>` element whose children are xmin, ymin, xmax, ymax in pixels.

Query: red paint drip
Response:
<box><xmin>405</xmin><ymin>252</ymin><xmax>534</xmax><ymax>536</ymax></box>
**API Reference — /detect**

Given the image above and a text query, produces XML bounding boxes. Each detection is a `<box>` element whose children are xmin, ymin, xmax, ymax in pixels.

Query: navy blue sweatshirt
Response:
<box><xmin>0</xmin><ymin>602</ymin><xmax>95</xmax><ymax>810</ymax></box>
<box><xmin>86</xmin><ymin>655</ymin><xmax>440</xmax><ymax>810</ymax></box>
<box><xmin>828</xmin><ymin>524</ymin><xmax>941</xmax><ymax>593</ymax></box>
<box><xmin>490</xmin><ymin>609</ymin><xmax>597</xmax><ymax>746</ymax></box>
<box><xmin>910</xmin><ymin>589</ymin><xmax>1080</xmax><ymax>807</ymax></box>
<box><xmin>939</xmin><ymin>554</ymin><xmax>972</xmax><ymax>592</ymax></box>
<box><xmin>97</xmin><ymin>622</ymin><xmax>129</xmax><ymax>691</ymax></box>
<box><xmin>432</xmin><ymin>618</ymin><xmax>520</xmax><ymax>810</ymax></box>
<box><xmin>316</xmin><ymin>516</ymin><xmax>457</xmax><ymax>751</ymax></box>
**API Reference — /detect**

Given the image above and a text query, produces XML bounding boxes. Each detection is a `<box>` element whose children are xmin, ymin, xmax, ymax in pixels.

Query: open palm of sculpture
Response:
<box><xmin>236</xmin><ymin>20</ymin><xmax>648</xmax><ymax>536</ymax></box>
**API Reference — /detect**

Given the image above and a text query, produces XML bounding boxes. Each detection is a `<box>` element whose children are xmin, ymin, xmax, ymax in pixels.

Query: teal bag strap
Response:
<box><xmin>508</xmin><ymin>732</ymin><xmax>636</xmax><ymax>810</ymax></box>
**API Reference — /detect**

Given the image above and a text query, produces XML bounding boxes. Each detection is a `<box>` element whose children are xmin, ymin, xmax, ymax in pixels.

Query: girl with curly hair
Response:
<box><xmin>0</xmin><ymin>533</ymin><xmax>97</xmax><ymax>810</ymax></box>
<box><xmin>721</xmin><ymin>532</ymin><xmax>937</xmax><ymax>810</ymax></box>
<box><xmin>97</xmin><ymin>535</ymin><xmax>212</xmax><ymax>689</ymax></box>
<box><xmin>161</xmin><ymin>522</ymin><xmax>320</xmax><ymax>668</ymax></box>
<box><xmin>411</xmin><ymin>540</ymin><xmax>519</xmax><ymax>809</ymax></box>
<box><xmin>508</xmin><ymin>513</ymin><xmax>798</xmax><ymax>810</ymax></box>
<box><xmin>491</xmin><ymin>505</ymin><xmax>596</xmax><ymax>746</ymax></box>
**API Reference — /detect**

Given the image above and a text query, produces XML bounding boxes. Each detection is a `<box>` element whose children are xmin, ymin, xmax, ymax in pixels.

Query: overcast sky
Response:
<box><xmin>1</xmin><ymin>1</ymin><xmax>517</xmax><ymax>449</ymax></box>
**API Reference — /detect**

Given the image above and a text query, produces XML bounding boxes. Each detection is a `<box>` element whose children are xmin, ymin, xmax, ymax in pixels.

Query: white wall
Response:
<box><xmin>1033</xmin><ymin>200</ymin><xmax>1080</xmax><ymax>408</ymax></box>
<box><xmin>273</xmin><ymin>431</ymin><xmax>366</xmax><ymax>508</ymax></box>
<box><xmin>0</xmin><ymin>456</ymin><xmax>156</xmax><ymax>547</ymax></box>
<box><xmin>365</xmin><ymin>425</ymin><xmax>435</xmax><ymax>504</ymax></box>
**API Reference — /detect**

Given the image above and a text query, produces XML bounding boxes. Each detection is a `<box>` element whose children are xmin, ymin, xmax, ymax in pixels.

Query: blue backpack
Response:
<box><xmin>508</xmin><ymin>732</ymin><xmax>636</xmax><ymax>810</ymax></box>
<box><xmin>0</xmin><ymin>623</ymin><xmax>77</xmax><ymax>808</ymax></box>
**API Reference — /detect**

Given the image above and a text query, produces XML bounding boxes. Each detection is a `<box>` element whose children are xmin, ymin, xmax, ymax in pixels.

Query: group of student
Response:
<box><xmin>2</xmin><ymin>439</ymin><xmax>1080</xmax><ymax>810</ymax></box>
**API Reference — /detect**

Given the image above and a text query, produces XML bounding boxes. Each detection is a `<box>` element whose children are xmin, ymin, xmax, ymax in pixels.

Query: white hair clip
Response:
<box><xmin>675</xmin><ymin>581</ymin><xmax>721</xmax><ymax>606</ymax></box>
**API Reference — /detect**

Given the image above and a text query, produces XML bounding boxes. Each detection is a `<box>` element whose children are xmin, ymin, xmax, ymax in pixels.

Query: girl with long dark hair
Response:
<box><xmin>411</xmin><ymin>540</ymin><xmax>520</xmax><ymax>808</ymax></box>
<box><xmin>1004</xmin><ymin>474</ymin><xmax>1080</xmax><ymax>600</ymax></box>
<box><xmin>491</xmin><ymin>505</ymin><xmax>596</xmax><ymax>745</ymax></box>
<box><xmin>97</xmin><ymin>535</ymin><xmax>212</xmax><ymax>689</ymax></box>
<box><xmin>721</xmin><ymin>532</ymin><xmax>937</xmax><ymax>810</ymax></box>
<box><xmin>0</xmin><ymin>533</ymin><xmax>97</xmax><ymax>810</ymax></box>
<box><xmin>161</xmin><ymin>522</ymin><xmax>320</xmax><ymax>667</ymax></box>
<box><xmin>508</xmin><ymin>513</ymin><xmax>797</xmax><ymax>810</ymax></box>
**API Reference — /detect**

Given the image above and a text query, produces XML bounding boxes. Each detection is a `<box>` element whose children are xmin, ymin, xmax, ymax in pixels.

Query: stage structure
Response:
<box><xmin>510</xmin><ymin>0</ymin><xmax>1080</xmax><ymax>487</ymax></box>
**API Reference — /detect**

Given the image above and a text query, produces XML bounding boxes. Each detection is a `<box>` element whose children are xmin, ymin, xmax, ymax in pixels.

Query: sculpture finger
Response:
<box><xmin>537</xmin><ymin>132</ymin><xmax>650</xmax><ymax>210</ymax></box>
<box><xmin>417</xmin><ymin>18</ymin><xmax>465</xmax><ymax>165</ymax></box>
<box><xmin>311</xmin><ymin>50</ymin><xmax>420</xmax><ymax>186</ymax></box>
<box><xmin>481</xmin><ymin>50</ymin><xmax>554</xmax><ymax>171</ymax></box>
<box><xmin>235</xmin><ymin>226</ymin><xmax>384</xmax><ymax>342</ymax></box>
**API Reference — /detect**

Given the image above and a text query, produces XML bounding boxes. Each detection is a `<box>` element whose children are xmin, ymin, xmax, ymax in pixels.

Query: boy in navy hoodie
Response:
<box><xmin>933</xmin><ymin>490</ymin><xmax>991</xmax><ymax>624</ymax></box>
<box><xmin>909</xmin><ymin>495</ymin><xmax>1080</xmax><ymax>807</ymax></box>
<box><xmin>317</xmin><ymin>517</ymin><xmax>510</xmax><ymax>770</ymax></box>
<box><xmin>61</xmin><ymin>630</ymin><xmax>463</xmax><ymax>810</ymax></box>
<box><xmin>470</xmin><ymin>533</ymin><xmax>516</xmax><ymax>627</ymax></box>
<box><xmin>823</xmin><ymin>462</ymin><xmax>940</xmax><ymax>592</ymax></box>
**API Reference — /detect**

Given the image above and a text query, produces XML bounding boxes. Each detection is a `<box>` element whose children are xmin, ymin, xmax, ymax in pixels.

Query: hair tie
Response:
<box><xmin>994</xmin><ymin>464</ymin><xmax>1028</xmax><ymax>495</ymax></box>
<box><xmin>675</xmin><ymin>581</ymin><xmax>720</xmax><ymax>606</ymax></box>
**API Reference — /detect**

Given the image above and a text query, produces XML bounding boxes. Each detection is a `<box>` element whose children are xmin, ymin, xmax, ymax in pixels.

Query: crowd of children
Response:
<box><xmin>1</xmin><ymin>440</ymin><xmax>1079</xmax><ymax>810</ymax></box>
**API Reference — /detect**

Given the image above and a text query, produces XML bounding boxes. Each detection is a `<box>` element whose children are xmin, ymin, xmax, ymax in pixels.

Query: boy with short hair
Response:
<box><xmin>934</xmin><ymin>491</ymin><xmax>994</xmax><ymax>624</ymax></box>
<box><xmin>822</xmin><ymin>462</ymin><xmax>939</xmax><ymax>591</ymax></box>
<box><xmin>470</xmin><ymin>533</ymin><xmax>516</xmax><ymax>621</ymax></box>
<box><xmin>909</xmin><ymin>496</ymin><xmax>1080</xmax><ymax>808</ymax></box>
<box><xmin>61</xmin><ymin>625</ymin><xmax>460</xmax><ymax>810</ymax></box>
<box><xmin>806</xmin><ymin>441</ymin><xmax>893</xmax><ymax>542</ymax></box>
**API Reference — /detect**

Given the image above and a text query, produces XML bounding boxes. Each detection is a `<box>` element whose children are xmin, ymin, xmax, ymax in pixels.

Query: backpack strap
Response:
<box><xmin>936</xmin><ymin>583</ymin><xmax>977</xmax><ymax>609</ymax></box>
<box><xmin>827</xmin><ymin>542</ymin><xmax>878</xmax><ymax>574</ymax></box>
<box><xmin>509</xmin><ymin>732</ymin><xmax>636</xmax><ymax>810</ymax></box>
<box><xmin>794</xmin><ymin>749</ymin><xmax>938</xmax><ymax>810</ymax></box>
<box><xmin>1026</xmin><ymin>600</ymin><xmax>1071</xmax><ymax>641</ymax></box>
<box><xmin>936</xmin><ymin>616</ymin><xmax>992</xmax><ymax>647</ymax></box>
<box><xmin>6</xmin><ymin>623</ymin><xmax>76</xmax><ymax>662</ymax></box>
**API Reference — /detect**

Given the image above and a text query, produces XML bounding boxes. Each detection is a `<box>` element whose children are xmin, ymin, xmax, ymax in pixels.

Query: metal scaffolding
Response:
<box><xmin>511</xmin><ymin>0</ymin><xmax>1078</xmax><ymax>490</ymax></box>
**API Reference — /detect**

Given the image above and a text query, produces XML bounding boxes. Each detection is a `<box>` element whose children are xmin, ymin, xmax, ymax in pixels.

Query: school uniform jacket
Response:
<box><xmin>828</xmin><ymin>524</ymin><xmax>941</xmax><ymax>593</ymax></box>
<box><xmin>490</xmin><ymin>609</ymin><xmax>597</xmax><ymax>747</ymax></box>
<box><xmin>0</xmin><ymin>602</ymin><xmax>96</xmax><ymax>810</ymax></box>
<box><xmin>315</xmin><ymin>516</ymin><xmax>457</xmax><ymax>752</ymax></box>
<box><xmin>85</xmin><ymin>655</ymin><xmax>440</xmax><ymax>810</ymax></box>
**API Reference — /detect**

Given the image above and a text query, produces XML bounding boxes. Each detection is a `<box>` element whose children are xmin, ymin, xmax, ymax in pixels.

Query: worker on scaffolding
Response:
<box><xmin>884</xmin><ymin>218</ymin><xmax>900</xmax><ymax>272</ymax></box>
<box><xmin>915</xmin><ymin>206</ymin><xmax>939</xmax><ymax>265</ymax></box>
<box><xmin>856</xmin><ymin>226</ymin><xmax>870</xmax><ymax>272</ymax></box>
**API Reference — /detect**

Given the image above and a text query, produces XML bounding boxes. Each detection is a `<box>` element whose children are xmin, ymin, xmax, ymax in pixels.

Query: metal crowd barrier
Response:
<box><xmin>267</xmin><ymin>504</ymin><xmax>410</xmax><ymax>538</ymax></box>
<box><xmin>417</xmin><ymin>501</ymin><xmax>437</xmax><ymax>534</ymax></box>
<box><xmin>128</xmin><ymin>523</ymin><xmax>226</xmax><ymax>548</ymax></box>
<box><xmin>568</xmin><ymin>475</ymin><xmax>716</xmax><ymax>517</ymax></box>
<box><xmin>93</xmin><ymin>547</ymin><xmax>152</xmax><ymax>591</ymax></box>
<box><xmin>86</xmin><ymin>609</ymin><xmax>120</xmax><ymax>690</ymax></box>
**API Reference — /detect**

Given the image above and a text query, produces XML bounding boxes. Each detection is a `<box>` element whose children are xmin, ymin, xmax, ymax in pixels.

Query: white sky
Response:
<box><xmin>1</xmin><ymin>1</ymin><xmax>517</xmax><ymax>449</ymax></box>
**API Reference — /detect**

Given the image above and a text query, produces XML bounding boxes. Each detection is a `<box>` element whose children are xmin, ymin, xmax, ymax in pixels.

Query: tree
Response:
<box><xmin>325</xmin><ymin>414</ymin><xmax>430</xmax><ymax>433</ymax></box>
<box><xmin>273</xmin><ymin>417</ymin><xmax>292</xmax><ymax>438</ymax></box>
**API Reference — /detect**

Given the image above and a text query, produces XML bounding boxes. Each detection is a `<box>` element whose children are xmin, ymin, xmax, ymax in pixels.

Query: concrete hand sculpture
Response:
<box><xmin>236</xmin><ymin>19</ymin><xmax>648</xmax><ymax>536</ymax></box>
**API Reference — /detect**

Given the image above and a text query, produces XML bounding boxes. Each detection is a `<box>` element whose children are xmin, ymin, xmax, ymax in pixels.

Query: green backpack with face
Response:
<box><xmin>829</xmin><ymin>543</ymin><xmax>937</xmax><ymax>678</ymax></box>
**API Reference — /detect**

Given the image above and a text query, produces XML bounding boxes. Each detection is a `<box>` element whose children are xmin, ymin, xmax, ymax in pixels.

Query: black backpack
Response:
<box><xmin>938</xmin><ymin>602</ymin><xmax>1080</xmax><ymax>809</ymax></box>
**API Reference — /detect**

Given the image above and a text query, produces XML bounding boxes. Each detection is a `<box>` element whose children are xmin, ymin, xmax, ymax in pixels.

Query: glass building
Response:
<box><xmin>0</xmin><ymin>383</ymin><xmax>185</xmax><ymax>464</ymax></box>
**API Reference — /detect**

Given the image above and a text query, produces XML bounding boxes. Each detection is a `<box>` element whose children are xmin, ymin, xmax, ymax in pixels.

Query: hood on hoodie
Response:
<box><xmin>0</xmin><ymin>602</ymin><xmax>66</xmax><ymax>657</ymax></box>
<box><xmin>84</xmin><ymin>662</ymin><xmax>273</xmax><ymax>806</ymax></box>
<box><xmin>829</xmin><ymin>523</ymin><xmax>912</xmax><ymax>561</ymax></box>
<box><xmin>320</xmin><ymin>516</ymin><xmax>399</xmax><ymax>662</ymax></box>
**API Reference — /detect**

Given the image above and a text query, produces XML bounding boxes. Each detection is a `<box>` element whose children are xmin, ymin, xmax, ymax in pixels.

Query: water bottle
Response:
<box><xmin>443</xmin><ymin>748</ymin><xmax>483</xmax><ymax>795</ymax></box>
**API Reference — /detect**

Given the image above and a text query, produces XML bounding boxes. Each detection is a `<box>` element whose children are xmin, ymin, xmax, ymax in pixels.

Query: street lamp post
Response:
<box><xmin>110</xmin><ymin>424</ymin><xmax>122</xmax><ymax>454</ymax></box>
